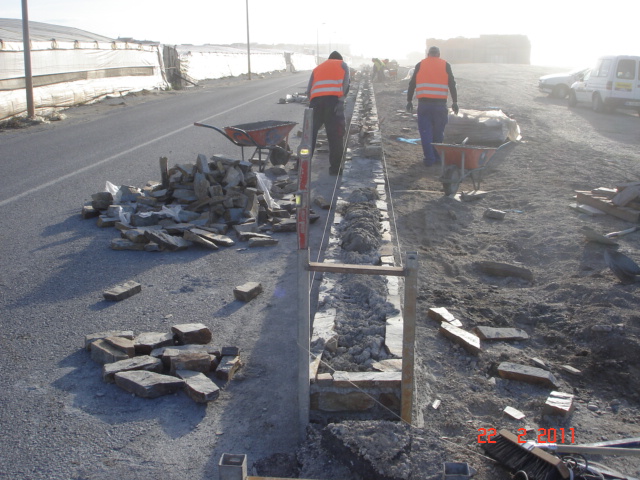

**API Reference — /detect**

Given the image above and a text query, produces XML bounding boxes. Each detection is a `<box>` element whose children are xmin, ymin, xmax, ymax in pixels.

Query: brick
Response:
<box><xmin>103</xmin><ymin>281</ymin><xmax>142</xmax><ymax>301</ymax></box>
<box><xmin>498</xmin><ymin>362</ymin><xmax>559</xmax><ymax>388</ymax></box>
<box><xmin>233</xmin><ymin>282</ymin><xmax>262</xmax><ymax>302</ymax></box>
<box><xmin>439</xmin><ymin>322</ymin><xmax>481</xmax><ymax>355</ymax></box>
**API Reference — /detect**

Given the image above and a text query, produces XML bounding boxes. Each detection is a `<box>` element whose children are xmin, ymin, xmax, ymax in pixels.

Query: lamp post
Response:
<box><xmin>245</xmin><ymin>0</ymin><xmax>251</xmax><ymax>80</ymax></box>
<box><xmin>21</xmin><ymin>0</ymin><xmax>35</xmax><ymax>118</ymax></box>
<box><xmin>315</xmin><ymin>22</ymin><xmax>326</xmax><ymax>66</ymax></box>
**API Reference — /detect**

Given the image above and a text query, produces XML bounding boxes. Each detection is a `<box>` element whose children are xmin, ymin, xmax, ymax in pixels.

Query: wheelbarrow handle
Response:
<box><xmin>193</xmin><ymin>122</ymin><xmax>240</xmax><ymax>145</ymax></box>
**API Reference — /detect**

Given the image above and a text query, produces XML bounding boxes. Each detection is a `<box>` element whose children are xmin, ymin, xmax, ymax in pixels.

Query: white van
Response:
<box><xmin>568</xmin><ymin>55</ymin><xmax>640</xmax><ymax>113</ymax></box>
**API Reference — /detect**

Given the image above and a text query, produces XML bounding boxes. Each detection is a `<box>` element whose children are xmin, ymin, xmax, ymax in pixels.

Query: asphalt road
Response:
<box><xmin>0</xmin><ymin>71</ymin><xmax>340</xmax><ymax>479</ymax></box>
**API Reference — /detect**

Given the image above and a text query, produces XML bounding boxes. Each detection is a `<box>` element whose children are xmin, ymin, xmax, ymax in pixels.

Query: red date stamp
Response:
<box><xmin>477</xmin><ymin>427</ymin><xmax>575</xmax><ymax>444</ymax></box>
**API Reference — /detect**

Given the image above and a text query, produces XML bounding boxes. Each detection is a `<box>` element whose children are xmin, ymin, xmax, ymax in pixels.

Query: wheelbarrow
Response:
<box><xmin>194</xmin><ymin>120</ymin><xmax>297</xmax><ymax>172</ymax></box>
<box><xmin>432</xmin><ymin>139</ymin><xmax>517</xmax><ymax>196</ymax></box>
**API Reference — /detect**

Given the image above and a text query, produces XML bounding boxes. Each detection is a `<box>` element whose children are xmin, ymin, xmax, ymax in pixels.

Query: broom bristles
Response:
<box><xmin>482</xmin><ymin>429</ymin><xmax>571</xmax><ymax>480</ymax></box>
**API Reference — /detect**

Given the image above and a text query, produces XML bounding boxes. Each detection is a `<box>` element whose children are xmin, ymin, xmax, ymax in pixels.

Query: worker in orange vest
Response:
<box><xmin>406</xmin><ymin>46</ymin><xmax>459</xmax><ymax>167</ymax></box>
<box><xmin>307</xmin><ymin>51</ymin><xmax>350</xmax><ymax>175</ymax></box>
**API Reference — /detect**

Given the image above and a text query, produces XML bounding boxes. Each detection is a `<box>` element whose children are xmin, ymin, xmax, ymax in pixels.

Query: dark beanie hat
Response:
<box><xmin>329</xmin><ymin>51</ymin><xmax>343</xmax><ymax>60</ymax></box>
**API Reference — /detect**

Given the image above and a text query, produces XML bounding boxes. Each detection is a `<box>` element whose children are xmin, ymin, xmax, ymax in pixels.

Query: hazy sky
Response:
<box><xmin>2</xmin><ymin>0</ymin><xmax>637</xmax><ymax>68</ymax></box>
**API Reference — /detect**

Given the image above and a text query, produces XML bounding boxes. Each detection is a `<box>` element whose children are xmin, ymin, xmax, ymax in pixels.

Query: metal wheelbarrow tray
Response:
<box><xmin>194</xmin><ymin>120</ymin><xmax>297</xmax><ymax>171</ymax></box>
<box><xmin>432</xmin><ymin>141</ymin><xmax>517</xmax><ymax>196</ymax></box>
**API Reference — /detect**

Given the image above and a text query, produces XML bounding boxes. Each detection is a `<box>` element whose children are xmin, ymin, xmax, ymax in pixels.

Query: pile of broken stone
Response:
<box><xmin>85</xmin><ymin>323</ymin><xmax>241</xmax><ymax>403</ymax></box>
<box><xmin>82</xmin><ymin>153</ymin><xmax>319</xmax><ymax>251</ymax></box>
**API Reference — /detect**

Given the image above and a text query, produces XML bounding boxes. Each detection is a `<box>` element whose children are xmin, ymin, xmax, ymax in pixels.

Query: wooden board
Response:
<box><xmin>575</xmin><ymin>191</ymin><xmax>640</xmax><ymax>223</ymax></box>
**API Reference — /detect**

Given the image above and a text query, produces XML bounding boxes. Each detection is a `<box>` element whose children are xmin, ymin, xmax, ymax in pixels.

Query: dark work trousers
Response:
<box><xmin>417</xmin><ymin>101</ymin><xmax>448</xmax><ymax>166</ymax></box>
<box><xmin>310</xmin><ymin>95</ymin><xmax>345</xmax><ymax>173</ymax></box>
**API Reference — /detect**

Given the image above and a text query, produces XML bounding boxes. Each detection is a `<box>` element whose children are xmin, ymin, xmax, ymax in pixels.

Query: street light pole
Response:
<box><xmin>245</xmin><ymin>0</ymin><xmax>251</xmax><ymax>80</ymax></box>
<box><xmin>21</xmin><ymin>0</ymin><xmax>35</xmax><ymax>118</ymax></box>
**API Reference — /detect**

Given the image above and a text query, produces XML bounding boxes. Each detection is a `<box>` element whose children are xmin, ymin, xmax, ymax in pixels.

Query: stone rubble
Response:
<box><xmin>85</xmin><ymin>323</ymin><xmax>240</xmax><ymax>403</ymax></box>
<box><xmin>82</xmin><ymin>153</ymin><xmax>321</xmax><ymax>252</ymax></box>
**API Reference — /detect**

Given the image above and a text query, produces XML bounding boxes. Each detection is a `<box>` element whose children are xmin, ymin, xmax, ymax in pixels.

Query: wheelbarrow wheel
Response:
<box><xmin>442</xmin><ymin>165</ymin><xmax>461</xmax><ymax>196</ymax></box>
<box><xmin>268</xmin><ymin>140</ymin><xmax>292</xmax><ymax>166</ymax></box>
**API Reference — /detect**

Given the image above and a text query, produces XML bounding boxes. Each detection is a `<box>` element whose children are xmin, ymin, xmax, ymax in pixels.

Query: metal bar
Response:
<box><xmin>400</xmin><ymin>252</ymin><xmax>418</xmax><ymax>424</ymax></box>
<box><xmin>296</xmin><ymin>108</ymin><xmax>313</xmax><ymax>441</ymax></box>
<box><xmin>297</xmin><ymin>249</ymin><xmax>310</xmax><ymax>442</ymax></box>
<box><xmin>308</xmin><ymin>262</ymin><xmax>406</xmax><ymax>276</ymax></box>
<box><xmin>245</xmin><ymin>0</ymin><xmax>251</xmax><ymax>80</ymax></box>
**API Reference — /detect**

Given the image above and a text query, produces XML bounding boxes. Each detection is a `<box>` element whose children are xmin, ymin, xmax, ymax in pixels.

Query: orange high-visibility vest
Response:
<box><xmin>310</xmin><ymin>59</ymin><xmax>345</xmax><ymax>99</ymax></box>
<box><xmin>416</xmin><ymin>57</ymin><xmax>449</xmax><ymax>99</ymax></box>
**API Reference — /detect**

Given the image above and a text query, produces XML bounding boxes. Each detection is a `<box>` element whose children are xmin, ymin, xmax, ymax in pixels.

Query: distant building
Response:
<box><xmin>427</xmin><ymin>35</ymin><xmax>531</xmax><ymax>64</ymax></box>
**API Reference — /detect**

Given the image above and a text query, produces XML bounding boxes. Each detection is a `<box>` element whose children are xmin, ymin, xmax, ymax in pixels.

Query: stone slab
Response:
<box><xmin>498</xmin><ymin>362</ymin><xmax>559</xmax><ymax>388</ymax></box>
<box><xmin>114</xmin><ymin>370</ymin><xmax>184</xmax><ymax>398</ymax></box>
<box><xmin>439</xmin><ymin>322</ymin><xmax>481</xmax><ymax>355</ymax></box>
<box><xmin>472</xmin><ymin>326</ymin><xmax>529</xmax><ymax>341</ymax></box>
<box><xmin>152</xmin><ymin>345</ymin><xmax>220</xmax><ymax>367</ymax></box>
<box><xmin>134</xmin><ymin>332</ymin><xmax>174</xmax><ymax>355</ymax></box>
<box><xmin>504</xmin><ymin>406</ymin><xmax>525</xmax><ymax>420</ymax></box>
<box><xmin>110</xmin><ymin>238</ymin><xmax>146</xmax><ymax>251</ymax></box>
<box><xmin>90</xmin><ymin>338</ymin><xmax>131</xmax><ymax>364</ymax></box>
<box><xmin>176</xmin><ymin>370</ymin><xmax>220</xmax><ymax>403</ymax></box>
<box><xmin>102</xmin><ymin>355</ymin><xmax>163</xmax><ymax>383</ymax></box>
<box><xmin>248</xmin><ymin>237</ymin><xmax>278</xmax><ymax>247</ymax></box>
<box><xmin>384</xmin><ymin>315</ymin><xmax>403</xmax><ymax>358</ymax></box>
<box><xmin>183</xmin><ymin>229</ymin><xmax>219</xmax><ymax>249</ymax></box>
<box><xmin>84</xmin><ymin>330</ymin><xmax>134</xmax><ymax>350</ymax></box>
<box><xmin>560</xmin><ymin>364</ymin><xmax>582</xmax><ymax>375</ymax></box>
<box><xmin>215</xmin><ymin>356</ymin><xmax>243</xmax><ymax>381</ymax></box>
<box><xmin>427</xmin><ymin>307</ymin><xmax>463</xmax><ymax>327</ymax></box>
<box><xmin>169</xmin><ymin>352</ymin><xmax>212</xmax><ymax>375</ymax></box>
<box><xmin>332</xmin><ymin>371</ymin><xmax>401</xmax><ymax>388</ymax></box>
<box><xmin>104</xmin><ymin>336</ymin><xmax>136</xmax><ymax>356</ymax></box>
<box><xmin>233</xmin><ymin>282</ymin><xmax>262</xmax><ymax>302</ymax></box>
<box><xmin>171</xmin><ymin>323</ymin><xmax>212</xmax><ymax>345</ymax></box>
<box><xmin>371</xmin><ymin>359</ymin><xmax>403</xmax><ymax>372</ymax></box>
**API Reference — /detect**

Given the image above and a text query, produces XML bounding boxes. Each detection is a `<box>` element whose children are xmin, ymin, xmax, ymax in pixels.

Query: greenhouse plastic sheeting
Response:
<box><xmin>1</xmin><ymin>34</ymin><xmax>167</xmax><ymax>120</ymax></box>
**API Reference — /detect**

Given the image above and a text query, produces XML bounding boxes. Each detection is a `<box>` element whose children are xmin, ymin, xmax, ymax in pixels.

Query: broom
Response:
<box><xmin>482</xmin><ymin>429</ymin><xmax>571</xmax><ymax>480</ymax></box>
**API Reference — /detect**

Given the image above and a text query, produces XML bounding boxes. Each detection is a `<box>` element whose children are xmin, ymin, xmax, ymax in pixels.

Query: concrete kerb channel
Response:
<box><xmin>308</xmin><ymin>77</ymin><xmax>410</xmax><ymax>423</ymax></box>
